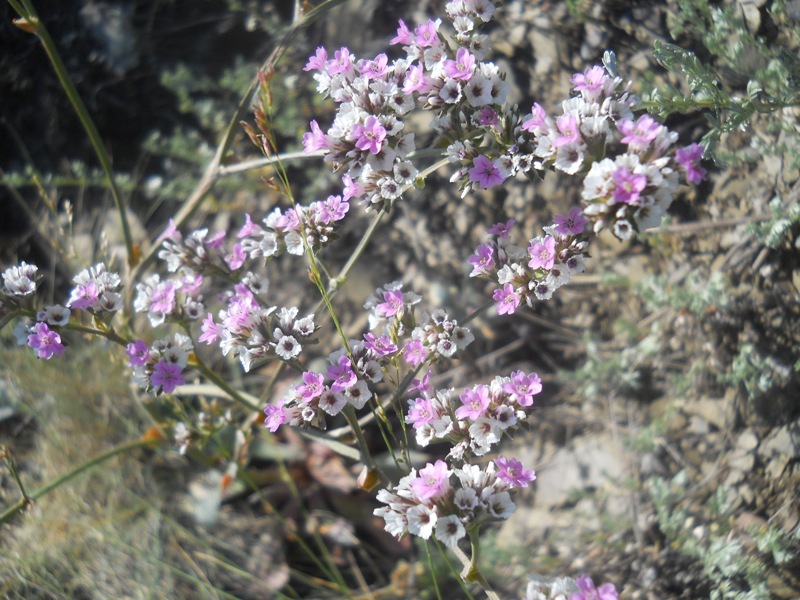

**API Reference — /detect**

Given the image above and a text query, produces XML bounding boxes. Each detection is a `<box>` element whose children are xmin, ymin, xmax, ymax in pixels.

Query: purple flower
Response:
<box><xmin>488</xmin><ymin>219</ymin><xmax>515</xmax><ymax>237</ymax></box>
<box><xmin>676</xmin><ymin>143</ymin><xmax>707</xmax><ymax>184</ymax></box>
<box><xmin>150</xmin><ymin>361</ymin><xmax>185</xmax><ymax>394</ymax></box>
<box><xmin>413</xmin><ymin>19</ymin><xmax>439</xmax><ymax>47</ymax></box>
<box><xmin>527</xmin><ymin>235</ymin><xmax>556</xmax><ymax>271</ymax></box>
<box><xmin>319</xmin><ymin>194</ymin><xmax>349</xmax><ymax>224</ymax></box>
<box><xmin>521</xmin><ymin>102</ymin><xmax>548</xmax><ymax>133</ymax></box>
<box><xmin>409</xmin><ymin>370</ymin><xmax>431</xmax><ymax>394</ymax></box>
<box><xmin>493</xmin><ymin>283</ymin><xmax>520</xmax><ymax>315</ymax></box>
<box><xmin>571</xmin><ymin>65</ymin><xmax>607</xmax><ymax>98</ymax></box>
<box><xmin>455</xmin><ymin>385</ymin><xmax>490</xmax><ymax>420</ymax></box>
<box><xmin>225</xmin><ymin>243</ymin><xmax>246</xmax><ymax>270</ymax></box>
<box><xmin>495</xmin><ymin>456</ymin><xmax>536</xmax><ymax>488</ymax></box>
<box><xmin>126</xmin><ymin>339</ymin><xmax>151</xmax><ymax>367</ymax></box>
<box><xmin>553</xmin><ymin>207</ymin><xmax>588</xmax><ymax>236</ymax></box>
<box><xmin>27</xmin><ymin>322</ymin><xmax>65</xmax><ymax>359</ymax></box>
<box><xmin>363</xmin><ymin>332</ymin><xmax>398</xmax><ymax>357</ymax></box>
<box><xmin>328</xmin><ymin>47</ymin><xmax>355</xmax><ymax>77</ymax></box>
<box><xmin>326</xmin><ymin>355</ymin><xmax>357</xmax><ymax>392</ymax></box>
<box><xmin>611</xmin><ymin>166</ymin><xmax>647</xmax><ymax>205</ymax></box>
<box><xmin>68</xmin><ymin>279</ymin><xmax>99</xmax><ymax>309</ymax></box>
<box><xmin>352</xmin><ymin>115</ymin><xmax>387</xmax><ymax>155</ymax></box>
<box><xmin>468</xmin><ymin>155</ymin><xmax>505</xmax><ymax>189</ymax></box>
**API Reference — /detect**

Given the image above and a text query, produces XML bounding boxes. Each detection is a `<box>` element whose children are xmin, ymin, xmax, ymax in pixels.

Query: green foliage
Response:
<box><xmin>638</xmin><ymin>269</ymin><xmax>729</xmax><ymax>316</ymax></box>
<box><xmin>641</xmin><ymin>0</ymin><xmax>800</xmax><ymax>168</ymax></box>
<box><xmin>746</xmin><ymin>194</ymin><xmax>800</xmax><ymax>249</ymax></box>
<box><xmin>648</xmin><ymin>473</ymin><xmax>798</xmax><ymax>599</ymax></box>
<box><xmin>717</xmin><ymin>342</ymin><xmax>796</xmax><ymax>402</ymax></box>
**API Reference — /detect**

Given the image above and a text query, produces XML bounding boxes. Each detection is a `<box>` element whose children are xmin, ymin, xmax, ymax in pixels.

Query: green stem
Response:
<box><xmin>9</xmin><ymin>0</ymin><xmax>135</xmax><ymax>266</ymax></box>
<box><xmin>191</xmin><ymin>360</ymin><xmax>262</xmax><ymax>412</ymax></box>
<box><xmin>0</xmin><ymin>435</ymin><xmax>161</xmax><ymax>525</ymax></box>
<box><xmin>452</xmin><ymin>530</ymin><xmax>500</xmax><ymax>600</ymax></box>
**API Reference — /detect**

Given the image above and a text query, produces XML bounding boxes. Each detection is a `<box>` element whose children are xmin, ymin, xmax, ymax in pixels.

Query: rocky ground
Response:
<box><xmin>1</xmin><ymin>0</ymin><xmax>799</xmax><ymax>598</ymax></box>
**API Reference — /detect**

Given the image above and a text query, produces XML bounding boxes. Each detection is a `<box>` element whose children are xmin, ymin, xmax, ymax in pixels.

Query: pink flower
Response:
<box><xmin>495</xmin><ymin>456</ymin><xmax>536</xmax><ymax>488</ymax></box>
<box><xmin>363</xmin><ymin>332</ymin><xmax>398</xmax><ymax>357</ymax></box>
<box><xmin>570</xmin><ymin>574</ymin><xmax>618</xmax><ymax>600</ymax></box>
<box><xmin>611</xmin><ymin>166</ymin><xmax>647</xmax><ymax>205</ymax></box>
<box><xmin>237</xmin><ymin>213</ymin><xmax>261</xmax><ymax>238</ymax></box>
<box><xmin>553</xmin><ymin>207</ymin><xmax>587</xmax><ymax>236</ymax></box>
<box><xmin>126</xmin><ymin>339</ymin><xmax>150</xmax><ymax>366</ymax></box>
<box><xmin>328</xmin><ymin>47</ymin><xmax>355</xmax><ymax>77</ymax></box>
<box><xmin>199</xmin><ymin>312</ymin><xmax>222</xmax><ymax>345</ymax></box>
<box><xmin>303</xmin><ymin>120</ymin><xmax>328</xmax><ymax>153</ymax></box>
<box><xmin>493</xmin><ymin>283</ymin><xmax>520</xmax><ymax>315</ymax></box>
<box><xmin>297</xmin><ymin>371</ymin><xmax>325</xmax><ymax>402</ymax></box>
<box><xmin>225</xmin><ymin>243</ymin><xmax>246</xmax><ymax>270</ymax></box>
<box><xmin>676</xmin><ymin>143</ymin><xmax>707</xmax><ymax>184</ymax></box>
<box><xmin>468</xmin><ymin>155</ymin><xmax>505</xmax><ymax>189</ymax></box>
<box><xmin>411</xmin><ymin>460</ymin><xmax>451</xmax><ymax>500</ymax></box>
<box><xmin>455</xmin><ymin>385</ymin><xmax>491</xmax><ymax>420</ymax></box>
<box><xmin>390</xmin><ymin>19</ymin><xmax>413</xmax><ymax>45</ymax></box>
<box><xmin>488</xmin><ymin>219</ymin><xmax>515</xmax><ymax>237</ymax></box>
<box><xmin>618</xmin><ymin>115</ymin><xmax>662</xmax><ymax>152</ymax></box>
<box><xmin>27</xmin><ymin>322</ymin><xmax>65</xmax><ymax>359</ymax></box>
<box><xmin>501</xmin><ymin>370</ymin><xmax>542</xmax><ymax>406</ymax></box>
<box><xmin>414</xmin><ymin>19</ymin><xmax>439</xmax><ymax>47</ymax></box>
<box><xmin>358</xmin><ymin>53</ymin><xmax>389</xmax><ymax>80</ymax></box>
<box><xmin>406</xmin><ymin>396</ymin><xmax>436</xmax><ymax>429</ymax></box>
<box><xmin>571</xmin><ymin>65</ymin><xmax>607</xmax><ymax>99</ymax></box>
<box><xmin>527</xmin><ymin>235</ymin><xmax>556</xmax><ymax>270</ymax></box>
<box><xmin>468</xmin><ymin>243</ymin><xmax>495</xmax><ymax>277</ymax></box>
<box><xmin>375</xmin><ymin>289</ymin><xmax>404</xmax><ymax>318</ymax></box>
<box><xmin>521</xmin><ymin>102</ymin><xmax>548</xmax><ymax>134</ymax></box>
<box><xmin>443</xmin><ymin>47</ymin><xmax>475</xmax><ymax>80</ymax></box>
<box><xmin>352</xmin><ymin>116</ymin><xmax>387</xmax><ymax>155</ymax></box>
<box><xmin>319</xmin><ymin>194</ymin><xmax>349</xmax><ymax>224</ymax></box>
<box><xmin>403</xmin><ymin>339</ymin><xmax>426</xmax><ymax>366</ymax></box>
<box><xmin>304</xmin><ymin>47</ymin><xmax>327</xmax><ymax>72</ymax></box>
<box><xmin>326</xmin><ymin>355</ymin><xmax>357</xmax><ymax>393</ymax></box>
<box><xmin>409</xmin><ymin>370</ymin><xmax>431</xmax><ymax>394</ymax></box>
<box><xmin>553</xmin><ymin>113</ymin><xmax>580</xmax><ymax>147</ymax></box>
<box><xmin>264</xmin><ymin>402</ymin><xmax>287</xmax><ymax>432</ymax></box>
<box><xmin>403</xmin><ymin>63</ymin><xmax>431</xmax><ymax>95</ymax></box>
<box><xmin>151</xmin><ymin>361</ymin><xmax>185</xmax><ymax>394</ymax></box>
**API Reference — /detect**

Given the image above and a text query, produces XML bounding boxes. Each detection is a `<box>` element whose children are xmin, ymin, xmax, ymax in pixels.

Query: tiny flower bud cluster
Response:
<box><xmin>265</xmin><ymin>338</ymin><xmax>386</xmax><ymax>431</ymax></box>
<box><xmin>134</xmin><ymin>272</ymin><xmax>204</xmax><ymax>327</ymax></box>
<box><xmin>407</xmin><ymin>369</ymin><xmax>542</xmax><ymax>458</ymax></box>
<box><xmin>469</xmin><ymin>216</ymin><xmax>588</xmax><ymax>314</ymax></box>
<box><xmin>374</xmin><ymin>456</ymin><xmax>534</xmax><ymax>547</ymax></box>
<box><xmin>404</xmin><ymin>308</ymin><xmax>475</xmax><ymax>366</ymax></box>
<box><xmin>199</xmin><ymin>287</ymin><xmax>316</xmax><ymax>372</ymax></box>
<box><xmin>126</xmin><ymin>333</ymin><xmax>190</xmax><ymax>394</ymax></box>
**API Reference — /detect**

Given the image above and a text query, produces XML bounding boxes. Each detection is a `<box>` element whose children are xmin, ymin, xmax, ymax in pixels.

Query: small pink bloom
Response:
<box><xmin>352</xmin><ymin>116</ymin><xmax>387</xmax><ymax>155</ymax></box>
<box><xmin>411</xmin><ymin>460</ymin><xmax>451</xmax><ymax>500</ymax></box>
<box><xmin>553</xmin><ymin>207</ymin><xmax>588</xmax><ymax>236</ymax></box>
<box><xmin>303</xmin><ymin>120</ymin><xmax>328</xmax><ymax>153</ymax></box>
<box><xmin>455</xmin><ymin>385</ymin><xmax>490</xmax><ymax>420</ymax></box>
<box><xmin>527</xmin><ymin>236</ymin><xmax>556</xmax><ymax>271</ymax></box>
<box><xmin>126</xmin><ymin>339</ymin><xmax>150</xmax><ymax>366</ymax></box>
<box><xmin>27</xmin><ymin>322</ymin><xmax>65</xmax><ymax>359</ymax></box>
<box><xmin>611</xmin><ymin>166</ymin><xmax>647</xmax><ymax>205</ymax></box>
<box><xmin>495</xmin><ymin>456</ymin><xmax>536</xmax><ymax>488</ymax></box>
<box><xmin>493</xmin><ymin>284</ymin><xmax>520</xmax><ymax>315</ymax></box>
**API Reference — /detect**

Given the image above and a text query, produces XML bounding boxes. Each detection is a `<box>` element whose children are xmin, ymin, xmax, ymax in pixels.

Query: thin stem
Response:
<box><xmin>191</xmin><ymin>360</ymin><xmax>262</xmax><ymax>412</ymax></box>
<box><xmin>0</xmin><ymin>434</ymin><xmax>162</xmax><ymax>525</ymax></box>
<box><xmin>451</xmin><ymin>531</ymin><xmax>500</xmax><ymax>600</ymax></box>
<box><xmin>9</xmin><ymin>0</ymin><xmax>135</xmax><ymax>265</ymax></box>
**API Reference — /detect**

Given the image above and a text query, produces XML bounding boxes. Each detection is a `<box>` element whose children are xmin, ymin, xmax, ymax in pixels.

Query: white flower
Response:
<box><xmin>485</xmin><ymin>490</ymin><xmax>516</xmax><ymax>519</ymax></box>
<box><xmin>435</xmin><ymin>514</ymin><xmax>466</xmax><ymax>547</ymax></box>
<box><xmin>274</xmin><ymin>333</ymin><xmax>302</xmax><ymax>360</ymax></box>
<box><xmin>406</xmin><ymin>504</ymin><xmax>437</xmax><ymax>539</ymax></box>
<box><xmin>344</xmin><ymin>379</ymin><xmax>372</xmax><ymax>409</ymax></box>
<box><xmin>319</xmin><ymin>389</ymin><xmax>347</xmax><ymax>416</ymax></box>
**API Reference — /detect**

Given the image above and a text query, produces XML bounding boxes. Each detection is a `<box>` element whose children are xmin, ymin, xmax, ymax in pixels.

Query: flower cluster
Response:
<box><xmin>406</xmin><ymin>369</ymin><xmax>542</xmax><ymax>458</ymax></box>
<box><xmin>523</xmin><ymin>574</ymin><xmax>618</xmax><ymax>600</ymax></box>
<box><xmin>374</xmin><ymin>456</ymin><xmax>534</xmax><ymax>547</ymax></box>
<box><xmin>200</xmin><ymin>288</ymin><xmax>316</xmax><ymax>372</ymax></box>
<box><xmin>469</xmin><ymin>215</ymin><xmax>588</xmax><ymax>314</ymax></box>
<box><xmin>126</xmin><ymin>333</ymin><xmax>191</xmax><ymax>394</ymax></box>
<box><xmin>403</xmin><ymin>308</ymin><xmax>475</xmax><ymax>366</ymax></box>
<box><xmin>2</xmin><ymin>261</ymin><xmax>126</xmax><ymax>360</ymax></box>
